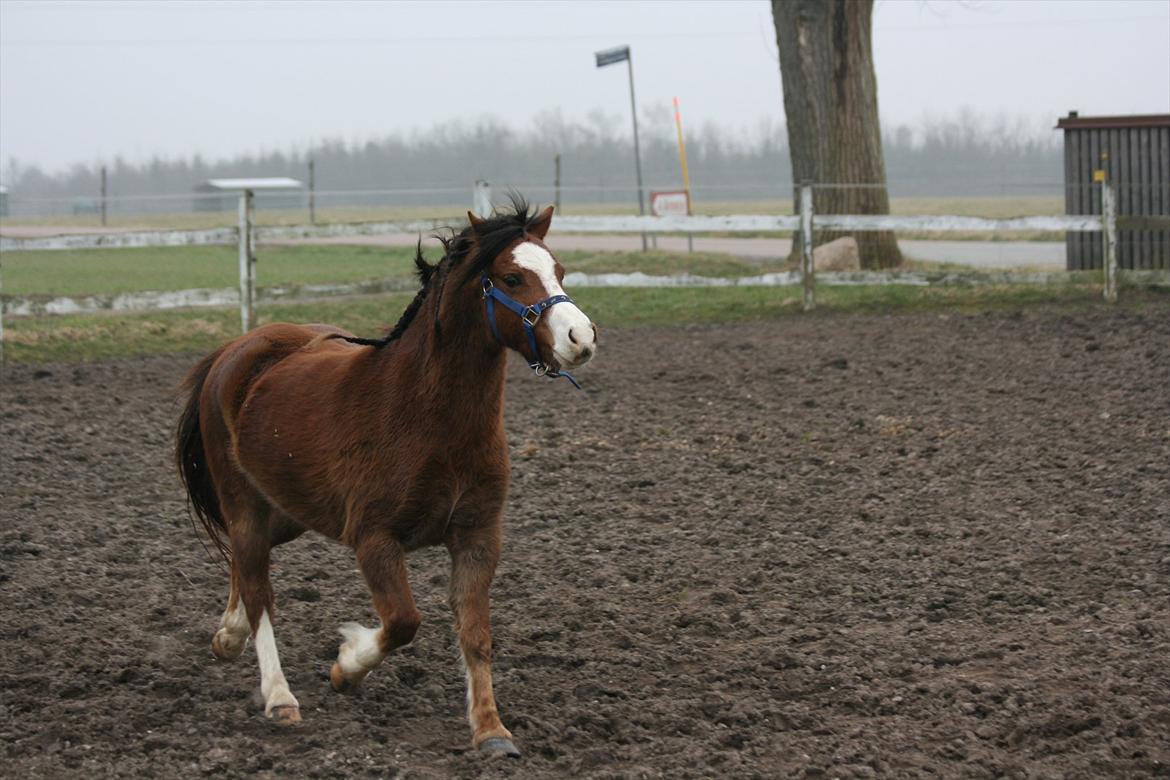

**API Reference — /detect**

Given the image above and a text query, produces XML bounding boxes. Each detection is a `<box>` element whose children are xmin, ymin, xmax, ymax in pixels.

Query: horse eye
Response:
<box><xmin>503</xmin><ymin>274</ymin><xmax>522</xmax><ymax>288</ymax></box>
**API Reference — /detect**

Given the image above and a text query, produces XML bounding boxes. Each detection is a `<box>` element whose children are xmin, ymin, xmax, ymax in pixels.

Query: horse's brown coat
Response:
<box><xmin>175</xmin><ymin>203</ymin><xmax>591</xmax><ymax>751</ymax></box>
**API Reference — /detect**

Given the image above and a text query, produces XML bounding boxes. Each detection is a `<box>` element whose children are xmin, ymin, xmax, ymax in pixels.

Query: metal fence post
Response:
<box><xmin>238</xmin><ymin>189</ymin><xmax>255</xmax><ymax>332</ymax></box>
<box><xmin>473</xmin><ymin>180</ymin><xmax>492</xmax><ymax>218</ymax></box>
<box><xmin>1101</xmin><ymin>180</ymin><xmax>1118</xmax><ymax>303</ymax></box>
<box><xmin>799</xmin><ymin>183</ymin><xmax>815</xmax><ymax>311</ymax></box>
<box><xmin>554</xmin><ymin>154</ymin><xmax>561</xmax><ymax>213</ymax></box>
<box><xmin>308</xmin><ymin>158</ymin><xmax>316</xmax><ymax>224</ymax></box>
<box><xmin>100</xmin><ymin>166</ymin><xmax>108</xmax><ymax>227</ymax></box>
<box><xmin>0</xmin><ymin>255</ymin><xmax>6</xmax><ymax>364</ymax></box>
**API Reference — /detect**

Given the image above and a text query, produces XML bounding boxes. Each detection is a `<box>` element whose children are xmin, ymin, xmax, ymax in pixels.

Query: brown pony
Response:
<box><xmin>175</xmin><ymin>200</ymin><xmax>596</xmax><ymax>758</ymax></box>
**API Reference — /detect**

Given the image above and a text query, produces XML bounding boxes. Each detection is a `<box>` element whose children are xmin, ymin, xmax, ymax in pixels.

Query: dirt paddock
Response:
<box><xmin>2</xmin><ymin>306</ymin><xmax>1168</xmax><ymax>778</ymax></box>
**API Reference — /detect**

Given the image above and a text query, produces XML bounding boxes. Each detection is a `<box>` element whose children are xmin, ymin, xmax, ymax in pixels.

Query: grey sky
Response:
<box><xmin>2</xmin><ymin>0</ymin><xmax>1168</xmax><ymax>174</ymax></box>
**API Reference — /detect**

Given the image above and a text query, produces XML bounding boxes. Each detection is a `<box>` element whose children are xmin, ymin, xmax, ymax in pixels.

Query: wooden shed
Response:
<box><xmin>1058</xmin><ymin>112</ymin><xmax>1169</xmax><ymax>270</ymax></box>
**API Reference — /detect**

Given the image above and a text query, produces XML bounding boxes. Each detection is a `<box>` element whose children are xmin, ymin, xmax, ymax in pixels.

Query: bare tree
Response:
<box><xmin>772</xmin><ymin>0</ymin><xmax>902</xmax><ymax>268</ymax></box>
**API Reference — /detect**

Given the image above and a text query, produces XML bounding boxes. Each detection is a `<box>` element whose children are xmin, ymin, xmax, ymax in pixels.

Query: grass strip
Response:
<box><xmin>4</xmin><ymin>284</ymin><xmax>1164</xmax><ymax>364</ymax></box>
<box><xmin>2</xmin><ymin>245</ymin><xmax>791</xmax><ymax>299</ymax></box>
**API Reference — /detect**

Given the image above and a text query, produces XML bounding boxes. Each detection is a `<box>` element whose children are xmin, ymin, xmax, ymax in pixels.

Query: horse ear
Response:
<box><xmin>467</xmin><ymin>211</ymin><xmax>487</xmax><ymax>236</ymax></box>
<box><xmin>529</xmin><ymin>205</ymin><xmax>554</xmax><ymax>240</ymax></box>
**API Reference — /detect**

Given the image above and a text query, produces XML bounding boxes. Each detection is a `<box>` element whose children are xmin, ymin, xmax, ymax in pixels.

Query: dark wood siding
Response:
<box><xmin>1067</xmin><ymin>129</ymin><xmax>1078</xmax><ymax>270</ymax></box>
<box><xmin>1060</xmin><ymin>114</ymin><xmax>1169</xmax><ymax>270</ymax></box>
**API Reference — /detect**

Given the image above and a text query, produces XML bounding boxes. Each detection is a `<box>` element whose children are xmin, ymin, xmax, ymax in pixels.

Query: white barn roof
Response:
<box><xmin>199</xmin><ymin>177</ymin><xmax>303</xmax><ymax>191</ymax></box>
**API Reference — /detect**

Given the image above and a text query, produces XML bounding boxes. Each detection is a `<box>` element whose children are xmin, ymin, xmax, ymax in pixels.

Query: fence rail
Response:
<box><xmin>0</xmin><ymin>213</ymin><xmax>1108</xmax><ymax>253</ymax></box>
<box><xmin>0</xmin><ymin>181</ymin><xmax>1146</xmax><ymax>360</ymax></box>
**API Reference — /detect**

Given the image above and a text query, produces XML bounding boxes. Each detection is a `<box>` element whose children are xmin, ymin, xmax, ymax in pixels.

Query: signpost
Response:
<box><xmin>650</xmin><ymin>190</ymin><xmax>690</xmax><ymax>217</ymax></box>
<box><xmin>595</xmin><ymin>45</ymin><xmax>647</xmax><ymax>251</ymax></box>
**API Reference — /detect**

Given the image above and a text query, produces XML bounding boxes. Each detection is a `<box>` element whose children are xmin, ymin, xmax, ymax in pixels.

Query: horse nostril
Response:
<box><xmin>569</xmin><ymin>330</ymin><xmax>578</xmax><ymax>345</ymax></box>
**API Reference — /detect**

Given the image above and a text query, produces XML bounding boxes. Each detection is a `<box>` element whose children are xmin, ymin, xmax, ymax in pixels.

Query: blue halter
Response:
<box><xmin>481</xmin><ymin>275</ymin><xmax>581</xmax><ymax>389</ymax></box>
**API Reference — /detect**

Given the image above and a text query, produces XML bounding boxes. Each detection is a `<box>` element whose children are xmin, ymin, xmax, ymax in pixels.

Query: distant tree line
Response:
<box><xmin>3</xmin><ymin>108</ymin><xmax>1062</xmax><ymax>204</ymax></box>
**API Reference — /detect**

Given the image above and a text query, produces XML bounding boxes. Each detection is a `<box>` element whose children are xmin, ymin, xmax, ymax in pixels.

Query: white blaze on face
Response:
<box><xmin>511</xmin><ymin>242</ymin><xmax>596</xmax><ymax>367</ymax></box>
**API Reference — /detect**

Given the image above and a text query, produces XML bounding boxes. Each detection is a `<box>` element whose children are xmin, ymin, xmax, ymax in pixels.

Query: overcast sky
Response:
<box><xmin>1</xmin><ymin>0</ymin><xmax>1168</xmax><ymax>174</ymax></box>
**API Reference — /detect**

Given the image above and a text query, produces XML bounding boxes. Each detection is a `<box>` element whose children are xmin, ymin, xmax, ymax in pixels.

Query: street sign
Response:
<box><xmin>650</xmin><ymin>190</ymin><xmax>690</xmax><ymax>217</ymax></box>
<box><xmin>595</xmin><ymin>46</ymin><xmax>630</xmax><ymax>67</ymax></box>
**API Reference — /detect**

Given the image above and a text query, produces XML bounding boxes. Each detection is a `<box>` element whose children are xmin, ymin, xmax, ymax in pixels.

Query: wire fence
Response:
<box><xmin>5</xmin><ymin>180</ymin><xmax>1165</xmax><ymax>223</ymax></box>
<box><xmin>0</xmin><ymin>180</ymin><xmax>1101</xmax><ymax>224</ymax></box>
<box><xmin>4</xmin><ymin>178</ymin><xmax>1169</xmax><ymax>362</ymax></box>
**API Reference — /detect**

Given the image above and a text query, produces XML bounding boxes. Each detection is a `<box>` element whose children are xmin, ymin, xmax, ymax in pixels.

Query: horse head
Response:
<box><xmin>470</xmin><ymin>204</ymin><xmax>597</xmax><ymax>379</ymax></box>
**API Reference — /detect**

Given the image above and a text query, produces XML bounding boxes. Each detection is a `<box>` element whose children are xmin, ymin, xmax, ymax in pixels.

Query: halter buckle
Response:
<box><xmin>481</xmin><ymin>277</ymin><xmax>494</xmax><ymax>297</ymax></box>
<box><xmin>532</xmin><ymin>362</ymin><xmax>549</xmax><ymax>377</ymax></box>
<box><xmin>521</xmin><ymin>306</ymin><xmax>541</xmax><ymax>326</ymax></box>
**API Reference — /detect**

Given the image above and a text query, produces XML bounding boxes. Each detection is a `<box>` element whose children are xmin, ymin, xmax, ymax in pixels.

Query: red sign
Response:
<box><xmin>650</xmin><ymin>190</ymin><xmax>690</xmax><ymax>217</ymax></box>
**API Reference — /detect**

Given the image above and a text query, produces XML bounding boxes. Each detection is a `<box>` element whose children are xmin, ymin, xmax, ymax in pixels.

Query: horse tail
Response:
<box><xmin>175</xmin><ymin>346</ymin><xmax>232</xmax><ymax>564</ymax></box>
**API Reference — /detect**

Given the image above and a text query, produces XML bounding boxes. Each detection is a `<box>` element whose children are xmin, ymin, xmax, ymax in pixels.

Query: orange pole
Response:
<box><xmin>672</xmin><ymin>96</ymin><xmax>693</xmax><ymax>214</ymax></box>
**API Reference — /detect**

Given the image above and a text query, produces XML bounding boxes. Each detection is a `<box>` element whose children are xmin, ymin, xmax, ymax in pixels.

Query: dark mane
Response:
<box><xmin>333</xmin><ymin>195</ymin><xmax>544</xmax><ymax>349</ymax></box>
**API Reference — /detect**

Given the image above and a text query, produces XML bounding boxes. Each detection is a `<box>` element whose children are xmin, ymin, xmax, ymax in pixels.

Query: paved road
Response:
<box><xmin>287</xmin><ymin>233</ymin><xmax>1066</xmax><ymax>270</ymax></box>
<box><xmin>1</xmin><ymin>224</ymin><xmax>1065</xmax><ymax>270</ymax></box>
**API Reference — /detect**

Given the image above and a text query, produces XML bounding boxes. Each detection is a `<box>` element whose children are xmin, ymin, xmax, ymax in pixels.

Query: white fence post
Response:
<box><xmin>0</xmin><ymin>255</ymin><xmax>5</xmax><ymax>364</ymax></box>
<box><xmin>238</xmin><ymin>189</ymin><xmax>255</xmax><ymax>332</ymax></box>
<box><xmin>799</xmin><ymin>183</ymin><xmax>815</xmax><ymax>311</ymax></box>
<box><xmin>473</xmin><ymin>181</ymin><xmax>492</xmax><ymax>218</ymax></box>
<box><xmin>1101</xmin><ymin>180</ymin><xmax>1118</xmax><ymax>303</ymax></box>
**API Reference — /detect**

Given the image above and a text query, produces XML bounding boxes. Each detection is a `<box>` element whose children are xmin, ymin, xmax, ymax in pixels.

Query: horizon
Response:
<box><xmin>2</xmin><ymin>0</ymin><xmax>1168</xmax><ymax>177</ymax></box>
<box><xmin>4</xmin><ymin>107</ymin><xmax>1070</xmax><ymax>181</ymax></box>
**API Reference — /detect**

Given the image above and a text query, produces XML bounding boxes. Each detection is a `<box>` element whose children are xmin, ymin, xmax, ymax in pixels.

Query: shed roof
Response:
<box><xmin>196</xmin><ymin>177</ymin><xmax>304</xmax><ymax>191</ymax></box>
<box><xmin>1056</xmin><ymin>113</ymin><xmax>1170</xmax><ymax>130</ymax></box>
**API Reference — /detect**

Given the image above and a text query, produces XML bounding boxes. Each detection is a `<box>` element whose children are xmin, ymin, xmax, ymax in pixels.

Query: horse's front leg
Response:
<box><xmin>330</xmin><ymin>529</ymin><xmax>421</xmax><ymax>693</ymax></box>
<box><xmin>445</xmin><ymin>521</ymin><xmax>519</xmax><ymax>758</ymax></box>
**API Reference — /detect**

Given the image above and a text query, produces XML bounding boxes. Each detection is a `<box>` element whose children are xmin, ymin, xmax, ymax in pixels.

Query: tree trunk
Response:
<box><xmin>772</xmin><ymin>0</ymin><xmax>902</xmax><ymax>268</ymax></box>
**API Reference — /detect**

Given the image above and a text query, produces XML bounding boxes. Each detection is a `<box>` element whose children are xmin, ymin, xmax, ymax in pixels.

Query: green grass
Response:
<box><xmin>1</xmin><ymin>245</ymin><xmax>784</xmax><ymax>299</ymax></box>
<box><xmin>1</xmin><ymin>245</ymin><xmax>425</xmax><ymax>298</ymax></box>
<box><xmin>5</xmin><ymin>284</ymin><xmax>1165</xmax><ymax>364</ymax></box>
<box><xmin>5</xmin><ymin>236</ymin><xmax>1162</xmax><ymax>365</ymax></box>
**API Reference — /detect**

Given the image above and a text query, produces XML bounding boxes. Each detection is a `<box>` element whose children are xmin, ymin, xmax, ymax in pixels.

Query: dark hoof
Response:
<box><xmin>478</xmin><ymin>737</ymin><xmax>521</xmax><ymax>758</ymax></box>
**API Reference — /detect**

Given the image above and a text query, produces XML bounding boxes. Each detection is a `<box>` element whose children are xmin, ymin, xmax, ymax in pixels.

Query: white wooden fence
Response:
<box><xmin>0</xmin><ymin>183</ymin><xmax>1132</xmax><ymax>360</ymax></box>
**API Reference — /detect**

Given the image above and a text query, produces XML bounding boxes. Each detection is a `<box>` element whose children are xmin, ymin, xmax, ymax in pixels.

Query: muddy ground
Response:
<box><xmin>2</xmin><ymin>306</ymin><xmax>1168</xmax><ymax>779</ymax></box>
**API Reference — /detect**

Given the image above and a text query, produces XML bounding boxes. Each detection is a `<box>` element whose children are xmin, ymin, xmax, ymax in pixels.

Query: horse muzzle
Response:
<box><xmin>549</xmin><ymin>314</ymin><xmax>597</xmax><ymax>370</ymax></box>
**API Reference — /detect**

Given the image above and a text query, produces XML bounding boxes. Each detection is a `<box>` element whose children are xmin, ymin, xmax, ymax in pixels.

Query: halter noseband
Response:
<box><xmin>481</xmin><ymin>275</ymin><xmax>581</xmax><ymax>389</ymax></box>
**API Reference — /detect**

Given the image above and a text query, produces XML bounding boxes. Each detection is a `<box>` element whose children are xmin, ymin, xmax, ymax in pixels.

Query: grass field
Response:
<box><xmin>4</xmin><ymin>283</ymin><xmax>1164</xmax><ymax>364</ymax></box>
<box><xmin>1</xmin><ymin>245</ymin><xmax>797</xmax><ymax>299</ymax></box>
<box><xmin>5</xmin><ymin>238</ymin><xmax>1159</xmax><ymax>365</ymax></box>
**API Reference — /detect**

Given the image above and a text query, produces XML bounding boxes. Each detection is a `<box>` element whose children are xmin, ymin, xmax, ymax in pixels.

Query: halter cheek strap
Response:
<box><xmin>481</xmin><ymin>275</ymin><xmax>582</xmax><ymax>390</ymax></box>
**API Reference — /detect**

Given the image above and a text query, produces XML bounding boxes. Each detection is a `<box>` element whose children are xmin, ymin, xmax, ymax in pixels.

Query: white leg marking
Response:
<box><xmin>255</xmin><ymin>609</ymin><xmax>298</xmax><ymax>714</ymax></box>
<box><xmin>222</xmin><ymin>599</ymin><xmax>249</xmax><ymax>635</ymax></box>
<box><xmin>212</xmin><ymin>598</ymin><xmax>249</xmax><ymax>659</ymax></box>
<box><xmin>460</xmin><ymin>649</ymin><xmax>479</xmax><ymax>732</ymax></box>
<box><xmin>337</xmin><ymin>622</ymin><xmax>385</xmax><ymax>677</ymax></box>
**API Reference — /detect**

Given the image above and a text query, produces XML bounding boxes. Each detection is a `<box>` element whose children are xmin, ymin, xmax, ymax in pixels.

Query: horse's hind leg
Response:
<box><xmin>446</xmin><ymin>522</ymin><xmax>518</xmax><ymax>757</ymax></box>
<box><xmin>330</xmin><ymin>529</ymin><xmax>421</xmax><ymax>693</ymax></box>
<box><xmin>212</xmin><ymin>515</ymin><xmax>305</xmax><ymax>660</ymax></box>
<box><xmin>210</xmin><ymin>566</ymin><xmax>249</xmax><ymax>661</ymax></box>
<box><xmin>229</xmin><ymin>504</ymin><xmax>301</xmax><ymax>724</ymax></box>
